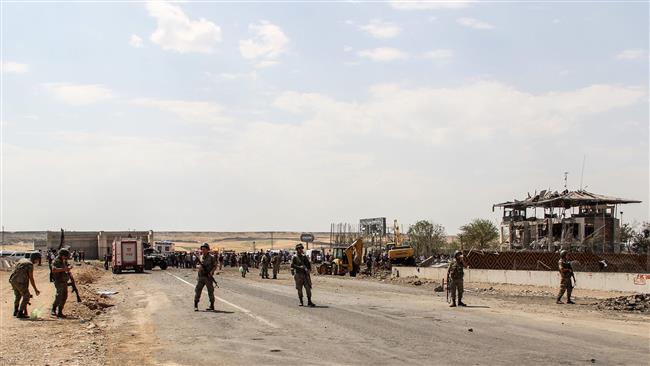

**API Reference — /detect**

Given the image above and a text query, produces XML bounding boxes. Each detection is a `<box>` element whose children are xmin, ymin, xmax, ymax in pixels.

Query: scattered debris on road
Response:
<box><xmin>596</xmin><ymin>294</ymin><xmax>649</xmax><ymax>312</ymax></box>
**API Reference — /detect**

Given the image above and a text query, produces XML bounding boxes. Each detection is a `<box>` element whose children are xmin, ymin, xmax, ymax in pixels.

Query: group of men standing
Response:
<box><xmin>194</xmin><ymin>243</ymin><xmax>316</xmax><ymax>310</ymax></box>
<box><xmin>9</xmin><ymin>248</ymin><xmax>73</xmax><ymax>319</ymax></box>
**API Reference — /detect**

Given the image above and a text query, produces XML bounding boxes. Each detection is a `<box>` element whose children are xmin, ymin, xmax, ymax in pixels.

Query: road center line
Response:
<box><xmin>166</xmin><ymin>271</ymin><xmax>278</xmax><ymax>328</ymax></box>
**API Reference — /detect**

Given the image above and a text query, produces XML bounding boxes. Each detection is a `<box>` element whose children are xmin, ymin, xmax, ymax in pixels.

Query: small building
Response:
<box><xmin>47</xmin><ymin>230</ymin><xmax>154</xmax><ymax>259</ymax></box>
<box><xmin>493</xmin><ymin>190</ymin><xmax>641</xmax><ymax>253</ymax></box>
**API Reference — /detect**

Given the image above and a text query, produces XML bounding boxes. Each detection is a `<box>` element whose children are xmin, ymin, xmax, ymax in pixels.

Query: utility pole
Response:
<box><xmin>1</xmin><ymin>225</ymin><xmax>4</xmax><ymax>252</ymax></box>
<box><xmin>271</xmin><ymin>232</ymin><xmax>274</xmax><ymax>250</ymax></box>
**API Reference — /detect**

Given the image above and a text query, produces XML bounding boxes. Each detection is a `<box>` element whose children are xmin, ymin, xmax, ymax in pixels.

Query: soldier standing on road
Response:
<box><xmin>240</xmin><ymin>252</ymin><xmax>250</xmax><ymax>278</ymax></box>
<box><xmin>51</xmin><ymin>249</ymin><xmax>71</xmax><ymax>317</ymax></box>
<box><xmin>195</xmin><ymin>243</ymin><xmax>216</xmax><ymax>311</ymax></box>
<box><xmin>271</xmin><ymin>252</ymin><xmax>281</xmax><ymax>279</ymax></box>
<box><xmin>291</xmin><ymin>243</ymin><xmax>315</xmax><ymax>307</ymax></box>
<box><xmin>9</xmin><ymin>252</ymin><xmax>41</xmax><ymax>318</ymax></box>
<box><xmin>557</xmin><ymin>250</ymin><xmax>575</xmax><ymax>304</ymax></box>
<box><xmin>447</xmin><ymin>251</ymin><xmax>467</xmax><ymax>307</ymax></box>
<box><xmin>260</xmin><ymin>252</ymin><xmax>270</xmax><ymax>279</ymax></box>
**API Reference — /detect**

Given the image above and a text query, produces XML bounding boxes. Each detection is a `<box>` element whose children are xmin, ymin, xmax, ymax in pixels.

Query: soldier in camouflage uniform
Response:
<box><xmin>291</xmin><ymin>243</ymin><xmax>315</xmax><ymax>307</ymax></box>
<box><xmin>260</xmin><ymin>252</ymin><xmax>270</xmax><ymax>279</ymax></box>
<box><xmin>557</xmin><ymin>250</ymin><xmax>575</xmax><ymax>304</ymax></box>
<box><xmin>447</xmin><ymin>251</ymin><xmax>467</xmax><ymax>307</ymax></box>
<box><xmin>9</xmin><ymin>252</ymin><xmax>41</xmax><ymax>318</ymax></box>
<box><xmin>51</xmin><ymin>249</ymin><xmax>71</xmax><ymax>317</ymax></box>
<box><xmin>271</xmin><ymin>252</ymin><xmax>281</xmax><ymax>279</ymax></box>
<box><xmin>195</xmin><ymin>243</ymin><xmax>217</xmax><ymax>311</ymax></box>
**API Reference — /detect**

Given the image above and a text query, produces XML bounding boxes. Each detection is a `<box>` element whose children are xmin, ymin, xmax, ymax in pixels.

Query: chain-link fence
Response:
<box><xmin>463</xmin><ymin>250</ymin><xmax>649</xmax><ymax>273</ymax></box>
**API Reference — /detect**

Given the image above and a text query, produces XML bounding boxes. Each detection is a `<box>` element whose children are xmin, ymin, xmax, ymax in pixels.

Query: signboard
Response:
<box><xmin>300</xmin><ymin>233</ymin><xmax>315</xmax><ymax>243</ymax></box>
<box><xmin>360</xmin><ymin>217</ymin><xmax>387</xmax><ymax>236</ymax></box>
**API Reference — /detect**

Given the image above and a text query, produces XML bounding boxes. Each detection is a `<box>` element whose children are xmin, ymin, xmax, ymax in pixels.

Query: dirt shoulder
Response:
<box><xmin>0</xmin><ymin>263</ymin><xmax>113</xmax><ymax>366</ymax></box>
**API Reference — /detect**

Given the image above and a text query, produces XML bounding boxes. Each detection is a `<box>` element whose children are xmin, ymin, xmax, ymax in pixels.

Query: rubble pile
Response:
<box><xmin>596</xmin><ymin>294</ymin><xmax>649</xmax><ymax>312</ymax></box>
<box><xmin>75</xmin><ymin>264</ymin><xmax>104</xmax><ymax>285</ymax></box>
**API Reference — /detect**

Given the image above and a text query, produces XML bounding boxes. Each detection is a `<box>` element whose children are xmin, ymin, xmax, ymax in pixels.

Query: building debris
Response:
<box><xmin>493</xmin><ymin>189</ymin><xmax>641</xmax><ymax>253</ymax></box>
<box><xmin>596</xmin><ymin>294</ymin><xmax>649</xmax><ymax>312</ymax></box>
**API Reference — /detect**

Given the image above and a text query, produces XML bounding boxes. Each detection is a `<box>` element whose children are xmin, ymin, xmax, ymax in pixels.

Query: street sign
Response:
<box><xmin>300</xmin><ymin>233</ymin><xmax>314</xmax><ymax>243</ymax></box>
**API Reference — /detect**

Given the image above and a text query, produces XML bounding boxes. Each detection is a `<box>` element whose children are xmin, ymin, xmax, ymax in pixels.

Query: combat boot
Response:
<box><xmin>567</xmin><ymin>299</ymin><xmax>575</xmax><ymax>304</ymax></box>
<box><xmin>207</xmin><ymin>302</ymin><xmax>215</xmax><ymax>311</ymax></box>
<box><xmin>299</xmin><ymin>297</ymin><xmax>304</xmax><ymax>307</ymax></box>
<box><xmin>56</xmin><ymin>312</ymin><xmax>67</xmax><ymax>318</ymax></box>
<box><xmin>307</xmin><ymin>300</ymin><xmax>316</xmax><ymax>307</ymax></box>
<box><xmin>51</xmin><ymin>306</ymin><xmax>58</xmax><ymax>316</ymax></box>
<box><xmin>556</xmin><ymin>298</ymin><xmax>564</xmax><ymax>304</ymax></box>
<box><xmin>13</xmin><ymin>305</ymin><xmax>19</xmax><ymax>317</ymax></box>
<box><xmin>458</xmin><ymin>299</ymin><xmax>467</xmax><ymax>307</ymax></box>
<box><xmin>17</xmin><ymin>310</ymin><xmax>29</xmax><ymax>319</ymax></box>
<box><xmin>194</xmin><ymin>301</ymin><xmax>199</xmax><ymax>312</ymax></box>
<box><xmin>449</xmin><ymin>301</ymin><xmax>457</xmax><ymax>307</ymax></box>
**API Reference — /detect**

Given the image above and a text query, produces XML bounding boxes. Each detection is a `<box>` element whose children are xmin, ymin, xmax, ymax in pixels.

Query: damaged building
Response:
<box><xmin>493</xmin><ymin>190</ymin><xmax>641</xmax><ymax>253</ymax></box>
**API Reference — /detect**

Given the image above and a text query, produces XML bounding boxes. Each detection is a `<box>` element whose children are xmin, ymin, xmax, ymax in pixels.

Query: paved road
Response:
<box><xmin>112</xmin><ymin>267</ymin><xmax>649</xmax><ymax>365</ymax></box>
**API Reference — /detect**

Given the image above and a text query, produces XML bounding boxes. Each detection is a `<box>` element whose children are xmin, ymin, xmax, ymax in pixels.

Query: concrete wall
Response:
<box><xmin>391</xmin><ymin>266</ymin><xmax>650</xmax><ymax>293</ymax></box>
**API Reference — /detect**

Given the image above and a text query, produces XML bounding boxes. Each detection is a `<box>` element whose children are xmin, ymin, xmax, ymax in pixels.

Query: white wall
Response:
<box><xmin>391</xmin><ymin>267</ymin><xmax>650</xmax><ymax>293</ymax></box>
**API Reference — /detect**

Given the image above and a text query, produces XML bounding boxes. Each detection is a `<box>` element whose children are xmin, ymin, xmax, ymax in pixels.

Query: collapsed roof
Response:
<box><xmin>493</xmin><ymin>189</ymin><xmax>641</xmax><ymax>210</ymax></box>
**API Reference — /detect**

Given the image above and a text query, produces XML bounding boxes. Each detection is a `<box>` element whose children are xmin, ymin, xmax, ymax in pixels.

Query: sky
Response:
<box><xmin>1</xmin><ymin>1</ymin><xmax>648</xmax><ymax>233</ymax></box>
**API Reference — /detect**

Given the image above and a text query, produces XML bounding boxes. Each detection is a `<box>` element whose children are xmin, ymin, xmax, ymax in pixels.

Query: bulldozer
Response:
<box><xmin>318</xmin><ymin>238</ymin><xmax>363</xmax><ymax>277</ymax></box>
<box><xmin>386</xmin><ymin>220</ymin><xmax>415</xmax><ymax>266</ymax></box>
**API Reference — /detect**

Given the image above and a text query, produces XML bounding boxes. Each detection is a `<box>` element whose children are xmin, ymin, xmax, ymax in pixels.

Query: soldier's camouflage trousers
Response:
<box><xmin>195</xmin><ymin>276</ymin><xmax>215</xmax><ymax>304</ymax></box>
<box><xmin>11</xmin><ymin>282</ymin><xmax>30</xmax><ymax>313</ymax></box>
<box><xmin>449</xmin><ymin>278</ymin><xmax>463</xmax><ymax>301</ymax></box>
<box><xmin>53</xmin><ymin>281</ymin><xmax>68</xmax><ymax>312</ymax></box>
<box><xmin>294</xmin><ymin>272</ymin><xmax>312</xmax><ymax>300</ymax></box>
<box><xmin>272</xmin><ymin>265</ymin><xmax>280</xmax><ymax>278</ymax></box>
<box><xmin>260</xmin><ymin>265</ymin><xmax>269</xmax><ymax>278</ymax></box>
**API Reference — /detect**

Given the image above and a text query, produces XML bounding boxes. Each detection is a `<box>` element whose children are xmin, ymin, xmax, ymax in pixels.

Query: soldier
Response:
<box><xmin>557</xmin><ymin>250</ymin><xmax>575</xmax><ymax>304</ymax></box>
<box><xmin>240</xmin><ymin>252</ymin><xmax>250</xmax><ymax>278</ymax></box>
<box><xmin>51</xmin><ymin>249</ymin><xmax>71</xmax><ymax>317</ymax></box>
<box><xmin>271</xmin><ymin>252</ymin><xmax>281</xmax><ymax>279</ymax></box>
<box><xmin>9</xmin><ymin>252</ymin><xmax>41</xmax><ymax>318</ymax></box>
<box><xmin>447</xmin><ymin>250</ymin><xmax>467</xmax><ymax>307</ymax></box>
<box><xmin>291</xmin><ymin>243</ymin><xmax>315</xmax><ymax>307</ymax></box>
<box><xmin>195</xmin><ymin>243</ymin><xmax>216</xmax><ymax>311</ymax></box>
<box><xmin>260</xmin><ymin>252</ymin><xmax>270</xmax><ymax>279</ymax></box>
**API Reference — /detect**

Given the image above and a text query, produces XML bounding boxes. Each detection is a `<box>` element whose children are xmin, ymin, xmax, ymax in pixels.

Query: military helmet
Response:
<box><xmin>29</xmin><ymin>252</ymin><xmax>42</xmax><ymax>261</ymax></box>
<box><xmin>58</xmin><ymin>248</ymin><xmax>70</xmax><ymax>257</ymax></box>
<box><xmin>560</xmin><ymin>250</ymin><xmax>568</xmax><ymax>257</ymax></box>
<box><xmin>295</xmin><ymin>243</ymin><xmax>304</xmax><ymax>250</ymax></box>
<box><xmin>453</xmin><ymin>250</ymin><xmax>462</xmax><ymax>258</ymax></box>
<box><xmin>200</xmin><ymin>243</ymin><xmax>210</xmax><ymax>250</ymax></box>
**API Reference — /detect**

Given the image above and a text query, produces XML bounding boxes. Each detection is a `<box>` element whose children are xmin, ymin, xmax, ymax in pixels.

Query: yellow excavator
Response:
<box><xmin>318</xmin><ymin>238</ymin><xmax>363</xmax><ymax>277</ymax></box>
<box><xmin>387</xmin><ymin>220</ymin><xmax>415</xmax><ymax>266</ymax></box>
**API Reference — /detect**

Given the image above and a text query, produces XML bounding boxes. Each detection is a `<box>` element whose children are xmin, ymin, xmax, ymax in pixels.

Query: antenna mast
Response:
<box><xmin>579</xmin><ymin>155</ymin><xmax>586</xmax><ymax>190</ymax></box>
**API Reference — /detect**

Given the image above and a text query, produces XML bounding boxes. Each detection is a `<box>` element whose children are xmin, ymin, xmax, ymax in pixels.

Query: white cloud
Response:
<box><xmin>358</xmin><ymin>47</ymin><xmax>409</xmax><ymax>62</ymax></box>
<box><xmin>390</xmin><ymin>1</ymin><xmax>471</xmax><ymax>10</ymax></box>
<box><xmin>206</xmin><ymin>71</ymin><xmax>258</xmax><ymax>81</ymax></box>
<box><xmin>424</xmin><ymin>49</ymin><xmax>454</xmax><ymax>60</ymax></box>
<box><xmin>343</xmin><ymin>46</ymin><xmax>353</xmax><ymax>52</ymax></box>
<box><xmin>616</xmin><ymin>49</ymin><xmax>648</xmax><ymax>60</ymax></box>
<box><xmin>145</xmin><ymin>1</ymin><xmax>222</xmax><ymax>54</ymax></box>
<box><xmin>457</xmin><ymin>17</ymin><xmax>494</xmax><ymax>30</ymax></box>
<box><xmin>1</xmin><ymin>61</ymin><xmax>28</xmax><ymax>74</ymax></box>
<box><xmin>129</xmin><ymin>34</ymin><xmax>143</xmax><ymax>48</ymax></box>
<box><xmin>42</xmin><ymin>83</ymin><xmax>114</xmax><ymax>106</ymax></box>
<box><xmin>239</xmin><ymin>20</ymin><xmax>289</xmax><ymax>67</ymax></box>
<box><xmin>359</xmin><ymin>19</ymin><xmax>401</xmax><ymax>39</ymax></box>
<box><xmin>130</xmin><ymin>98</ymin><xmax>228</xmax><ymax>124</ymax></box>
<box><xmin>273</xmin><ymin>81</ymin><xmax>645</xmax><ymax>143</ymax></box>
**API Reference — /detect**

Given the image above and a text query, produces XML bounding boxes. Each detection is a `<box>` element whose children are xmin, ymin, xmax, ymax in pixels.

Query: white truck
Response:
<box><xmin>111</xmin><ymin>238</ymin><xmax>144</xmax><ymax>274</ymax></box>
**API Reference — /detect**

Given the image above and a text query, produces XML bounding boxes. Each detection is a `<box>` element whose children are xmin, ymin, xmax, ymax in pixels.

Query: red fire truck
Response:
<box><xmin>111</xmin><ymin>238</ymin><xmax>145</xmax><ymax>274</ymax></box>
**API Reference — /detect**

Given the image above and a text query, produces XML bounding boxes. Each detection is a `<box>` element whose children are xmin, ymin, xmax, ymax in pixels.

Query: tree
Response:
<box><xmin>620</xmin><ymin>223</ymin><xmax>635</xmax><ymax>244</ymax></box>
<box><xmin>407</xmin><ymin>220</ymin><xmax>446</xmax><ymax>258</ymax></box>
<box><xmin>459</xmin><ymin>219</ymin><xmax>499</xmax><ymax>249</ymax></box>
<box><xmin>629</xmin><ymin>222</ymin><xmax>650</xmax><ymax>254</ymax></box>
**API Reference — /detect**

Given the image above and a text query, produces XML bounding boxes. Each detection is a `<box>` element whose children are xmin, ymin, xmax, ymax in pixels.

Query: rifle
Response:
<box><xmin>197</xmin><ymin>255</ymin><xmax>219</xmax><ymax>288</ymax></box>
<box><xmin>567</xmin><ymin>261</ymin><xmax>577</xmax><ymax>287</ymax></box>
<box><xmin>445</xmin><ymin>272</ymin><xmax>450</xmax><ymax>303</ymax></box>
<box><xmin>68</xmin><ymin>273</ymin><xmax>82</xmax><ymax>302</ymax></box>
<box><xmin>57</xmin><ymin>229</ymin><xmax>82</xmax><ymax>302</ymax></box>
